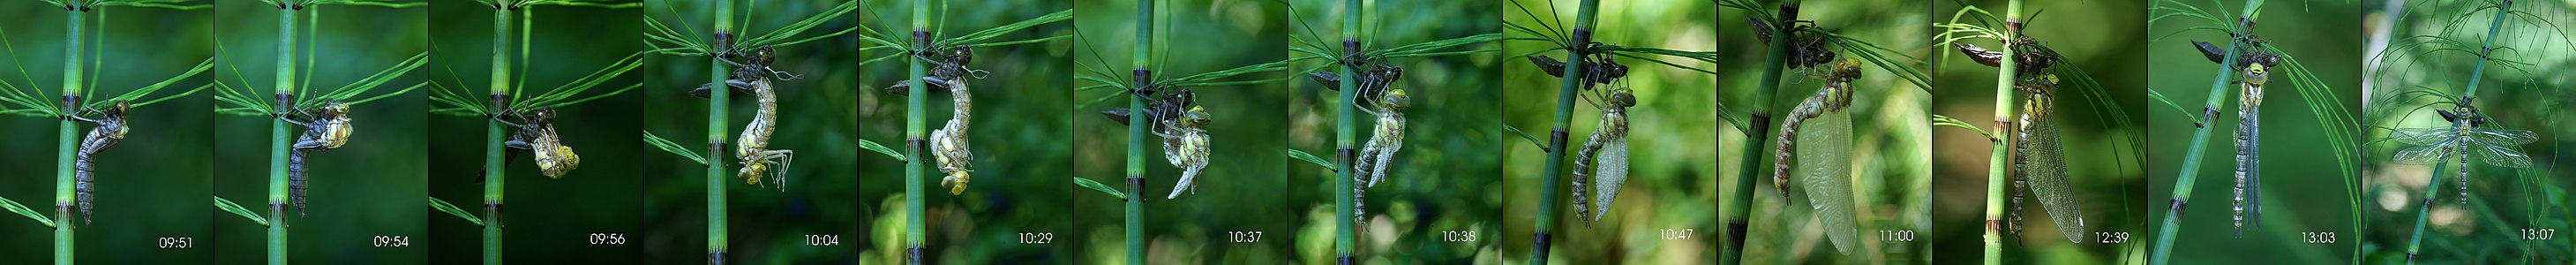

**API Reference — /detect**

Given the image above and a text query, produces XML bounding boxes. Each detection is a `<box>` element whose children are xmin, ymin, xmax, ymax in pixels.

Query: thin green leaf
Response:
<box><xmin>1288</xmin><ymin>148</ymin><xmax>1335</xmax><ymax>170</ymax></box>
<box><xmin>1</xmin><ymin>197</ymin><xmax>54</xmax><ymax>228</ymax></box>
<box><xmin>1502</xmin><ymin>124</ymin><xmax>1547</xmax><ymax>153</ymax></box>
<box><xmin>860</xmin><ymin>139</ymin><xmax>905</xmax><ymax>162</ymax></box>
<box><xmin>1074</xmin><ymin>177</ymin><xmax>1127</xmax><ymax>200</ymax></box>
<box><xmin>214</xmin><ymin>196</ymin><xmax>269</xmax><ymax>227</ymax></box>
<box><xmin>429</xmin><ymin>197</ymin><xmax>485</xmax><ymax>226</ymax></box>
<box><xmin>642</xmin><ymin>131</ymin><xmax>710</xmax><ymax>165</ymax></box>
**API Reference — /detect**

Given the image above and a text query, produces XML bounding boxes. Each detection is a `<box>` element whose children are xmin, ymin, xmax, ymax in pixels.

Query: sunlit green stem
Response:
<box><xmin>2150</xmin><ymin>1</ymin><xmax>2259</xmax><ymax>264</ymax></box>
<box><xmin>1723</xmin><ymin>3</ymin><xmax>1796</xmax><ymax>264</ymax></box>
<box><xmin>1982</xmin><ymin>2</ymin><xmax>2022</xmax><ymax>264</ymax></box>
<box><xmin>1333</xmin><ymin>0</ymin><xmax>1359</xmax><ymax>263</ymax></box>
<box><xmin>904</xmin><ymin>0</ymin><xmax>929</xmax><ymax>263</ymax></box>
<box><xmin>1125</xmin><ymin>0</ymin><xmax>1153</xmax><ymax>264</ymax></box>
<box><xmin>1529</xmin><ymin>0</ymin><xmax>1596</xmax><ymax>262</ymax></box>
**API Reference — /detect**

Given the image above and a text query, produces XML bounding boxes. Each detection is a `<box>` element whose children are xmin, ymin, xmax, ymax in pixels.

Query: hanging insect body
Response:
<box><xmin>2191</xmin><ymin>35</ymin><xmax>2282</xmax><ymax>236</ymax></box>
<box><xmin>2390</xmin><ymin>98</ymin><xmax>2538</xmax><ymax>205</ymax></box>
<box><xmin>1764</xmin><ymin>59</ymin><xmax>1864</xmax><ymax>252</ymax></box>
<box><xmin>1099</xmin><ymin>83</ymin><xmax>1212</xmax><ymax>199</ymax></box>
<box><xmin>499</xmin><ymin>108</ymin><xmax>579</xmax><ymax>178</ymax></box>
<box><xmin>282</xmin><ymin>102</ymin><xmax>354</xmax><ymax>216</ymax></box>
<box><xmin>1311</xmin><ymin>60</ymin><xmax>1408</xmax><ymax>226</ymax></box>
<box><xmin>71</xmin><ymin>101</ymin><xmax>131</xmax><ymax>224</ymax></box>
<box><xmin>1531</xmin><ymin>43</ymin><xmax>1635</xmax><ymax>227</ymax></box>
<box><xmin>1949</xmin><ymin>26</ymin><xmax>2084</xmax><ymax>241</ymax></box>
<box><xmin>922</xmin><ymin>46</ymin><xmax>977</xmax><ymax>195</ymax></box>
<box><xmin>732</xmin><ymin>48</ymin><xmax>796</xmax><ymax>191</ymax></box>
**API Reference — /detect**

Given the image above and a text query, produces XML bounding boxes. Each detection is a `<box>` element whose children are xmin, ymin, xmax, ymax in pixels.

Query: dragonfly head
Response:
<box><xmin>1180</xmin><ymin>106</ymin><xmax>1212</xmax><ymax>128</ymax></box>
<box><xmin>99</xmin><ymin>100</ymin><xmax>130</xmax><ymax>117</ymax></box>
<box><xmin>749</xmin><ymin>46</ymin><xmax>778</xmax><ymax>66</ymax></box>
<box><xmin>1829</xmin><ymin>59</ymin><xmax>1863</xmax><ymax>81</ymax></box>
<box><xmin>945</xmin><ymin>46</ymin><xmax>973</xmax><ymax>65</ymax></box>
<box><xmin>2244</xmin><ymin>63</ymin><xmax>2268</xmax><ymax>85</ymax></box>
<box><xmin>1381</xmin><ymin>88</ymin><xmax>1410</xmax><ymax>111</ymax></box>
<box><xmin>1608</xmin><ymin>87</ymin><xmax>1637</xmax><ymax>108</ymax></box>
<box><xmin>526</xmin><ymin>107</ymin><xmax>557</xmax><ymax>125</ymax></box>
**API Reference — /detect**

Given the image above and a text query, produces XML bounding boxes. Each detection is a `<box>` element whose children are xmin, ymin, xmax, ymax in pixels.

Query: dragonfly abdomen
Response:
<box><xmin>289</xmin><ymin>148</ymin><xmax>310</xmax><ymax>217</ymax></box>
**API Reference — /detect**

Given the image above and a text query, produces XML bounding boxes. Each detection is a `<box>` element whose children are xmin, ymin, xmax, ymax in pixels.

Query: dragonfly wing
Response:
<box><xmin>2466</xmin><ymin>130</ymin><xmax>2538</xmax><ymax>168</ymax></box>
<box><xmin>1796</xmin><ymin>110</ymin><xmax>1858</xmax><ymax>254</ymax></box>
<box><xmin>2386</xmin><ymin>127</ymin><xmax>2454</xmax><ymax>145</ymax></box>
<box><xmin>2389</xmin><ymin>138</ymin><xmax>2458</xmax><ymax>165</ymax></box>
<box><xmin>2022</xmin><ymin>118</ymin><xmax>2085</xmax><ymax>243</ymax></box>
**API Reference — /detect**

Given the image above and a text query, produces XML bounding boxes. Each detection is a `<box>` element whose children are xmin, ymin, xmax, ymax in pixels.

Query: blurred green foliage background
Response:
<box><xmin>854</xmin><ymin>0</ymin><xmax>1072</xmax><ymax>263</ymax></box>
<box><xmin>424</xmin><ymin>3</ymin><xmax>648</xmax><ymax>263</ymax></box>
<box><xmin>209</xmin><ymin>3</ymin><xmax>429</xmax><ymax>264</ymax></box>
<box><xmin>2357</xmin><ymin>0</ymin><xmax>2574</xmax><ymax>263</ymax></box>
<box><xmin>2147</xmin><ymin>0</ymin><xmax>2363</xmax><ymax>264</ymax></box>
<box><xmin>1281</xmin><ymin>0</ymin><xmax>1502</xmax><ymax>263</ymax></box>
<box><xmin>1933</xmin><ymin>0</ymin><xmax>2148</xmax><ymax>264</ymax></box>
<box><xmin>1503</xmin><ymin>0</ymin><xmax>1718</xmax><ymax>263</ymax></box>
<box><xmin>642</xmin><ymin>0</ymin><xmax>863</xmax><ymax>264</ymax></box>
<box><xmin>0</xmin><ymin>5</ymin><xmax>214</xmax><ymax>264</ymax></box>
<box><xmin>1720</xmin><ymin>0</ymin><xmax>1932</xmax><ymax>263</ymax></box>
<box><xmin>1068</xmin><ymin>0</ymin><xmax>1294</xmax><ymax>263</ymax></box>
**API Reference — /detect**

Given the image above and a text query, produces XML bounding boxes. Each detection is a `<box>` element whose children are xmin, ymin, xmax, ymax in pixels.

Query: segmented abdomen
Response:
<box><xmin>2234</xmin><ymin>100</ymin><xmax>2257</xmax><ymax>236</ymax></box>
<box><xmin>1573</xmin><ymin>110</ymin><xmax>1626</xmax><ymax>225</ymax></box>
<box><xmin>76</xmin><ymin>148</ymin><xmax>95</xmax><ymax>224</ymax></box>
<box><xmin>290</xmin><ymin>148</ymin><xmax>310</xmax><ymax>216</ymax></box>
<box><xmin>737</xmin><ymin>79</ymin><xmax>779</xmax><ymax>182</ymax></box>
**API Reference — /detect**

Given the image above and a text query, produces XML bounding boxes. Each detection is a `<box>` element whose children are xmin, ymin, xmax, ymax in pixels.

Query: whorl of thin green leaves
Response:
<box><xmin>854</xmin><ymin>7</ymin><xmax>1070</xmax><ymax>64</ymax></box>
<box><xmin>249</xmin><ymin>0</ymin><xmax>425</xmax><ymax>8</ymax></box>
<box><xmin>213</xmin><ymin>196</ymin><xmax>267</xmax><ymax>227</ymax></box>
<box><xmin>1929</xmin><ymin>114</ymin><xmax>1994</xmax><ymax>140</ymax></box>
<box><xmin>1070</xmin><ymin>25</ymin><xmax>1298</xmax><ymax>107</ymax></box>
<box><xmin>427</xmin><ymin>51</ymin><xmax>648</xmax><ymax>117</ymax></box>
<box><xmin>2363</xmin><ymin>0</ymin><xmax>2571</xmax><ymax>119</ymax></box>
<box><xmin>213</xmin><ymin>51</ymin><xmax>427</xmax><ymax>116</ymax></box>
<box><xmin>644</xmin><ymin>0</ymin><xmax>855</xmax><ymax>57</ymax></box>
<box><xmin>0</xmin><ymin>58</ymin><xmax>213</xmax><ymax>117</ymax></box>
<box><xmin>1506</xmin><ymin>0</ymin><xmax>1722</xmax><ymax>75</ymax></box>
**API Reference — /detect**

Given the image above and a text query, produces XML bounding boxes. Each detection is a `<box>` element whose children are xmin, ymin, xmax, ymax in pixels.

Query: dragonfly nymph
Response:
<box><xmin>283</xmin><ymin>102</ymin><xmax>355</xmax><ymax>217</ymax></box>
<box><xmin>72</xmin><ymin>101</ymin><xmax>131</xmax><ymax>224</ymax></box>
<box><xmin>2391</xmin><ymin>99</ymin><xmax>2537</xmax><ymax>205</ymax></box>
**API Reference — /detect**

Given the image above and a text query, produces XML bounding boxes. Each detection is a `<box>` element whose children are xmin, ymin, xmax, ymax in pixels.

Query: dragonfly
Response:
<box><xmin>733</xmin><ymin>57</ymin><xmax>795</xmax><ymax>191</ymax></box>
<box><xmin>1746</xmin><ymin>16</ymin><xmax>1840</xmax><ymax>71</ymax></box>
<box><xmin>1157</xmin><ymin>105</ymin><xmax>1212</xmax><ymax>199</ymax></box>
<box><xmin>1769</xmin><ymin>59</ymin><xmax>1861</xmax><ymax>252</ymax></box>
<box><xmin>1310</xmin><ymin>60</ymin><xmax>1408</xmax><ymax>226</ymax></box>
<box><xmin>933</xmin><ymin>76</ymin><xmax>973</xmax><ymax>195</ymax></box>
<box><xmin>2391</xmin><ymin>99</ymin><xmax>2538</xmax><ymax>205</ymax></box>
<box><xmin>1572</xmin><ymin>85</ymin><xmax>1636</xmax><ymax>227</ymax></box>
<box><xmin>2001</xmin><ymin>72</ymin><xmax>2087</xmax><ymax>243</ymax></box>
<box><xmin>499</xmin><ymin>108</ymin><xmax>580</xmax><ymax>178</ymax></box>
<box><xmin>2189</xmin><ymin>33</ymin><xmax>2284</xmax><ymax>237</ymax></box>
<box><xmin>695</xmin><ymin>46</ymin><xmax>792</xmax><ymax>98</ymax></box>
<box><xmin>282</xmin><ymin>102</ymin><xmax>355</xmax><ymax>216</ymax></box>
<box><xmin>71</xmin><ymin>101</ymin><xmax>131</xmax><ymax>224</ymax></box>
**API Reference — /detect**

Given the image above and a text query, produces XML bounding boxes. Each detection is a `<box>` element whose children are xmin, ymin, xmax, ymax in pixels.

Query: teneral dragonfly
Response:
<box><xmin>933</xmin><ymin>77</ymin><xmax>973</xmax><ymax>195</ymax></box>
<box><xmin>1773</xmin><ymin>59</ymin><xmax>1860</xmax><ymax>253</ymax></box>
<box><xmin>501</xmin><ymin>108</ymin><xmax>579</xmax><ymax>178</ymax></box>
<box><xmin>1157</xmin><ymin>106</ymin><xmax>1212</xmax><ymax>199</ymax></box>
<box><xmin>2232</xmin><ymin>62</ymin><xmax>2268</xmax><ymax>237</ymax></box>
<box><xmin>2391</xmin><ymin>101</ymin><xmax>2538</xmax><ymax>205</ymax></box>
<box><xmin>735</xmin><ymin>62</ymin><xmax>794</xmax><ymax>191</ymax></box>
<box><xmin>2009</xmin><ymin>73</ymin><xmax>2085</xmax><ymax>243</ymax></box>
<box><xmin>72</xmin><ymin>101</ymin><xmax>131</xmax><ymax>224</ymax></box>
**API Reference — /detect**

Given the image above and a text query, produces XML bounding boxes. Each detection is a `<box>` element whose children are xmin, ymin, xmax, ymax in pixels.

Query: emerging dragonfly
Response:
<box><xmin>932</xmin><ymin>77</ymin><xmax>973</xmax><ymax>195</ymax></box>
<box><xmin>1571</xmin><ymin>85</ymin><xmax>1634</xmax><ymax>227</ymax></box>
<box><xmin>1158</xmin><ymin>106</ymin><xmax>1212</xmax><ymax>199</ymax></box>
<box><xmin>1312</xmin><ymin>60</ymin><xmax>1408</xmax><ymax>226</ymax></box>
<box><xmin>882</xmin><ymin>45</ymin><xmax>979</xmax><ymax>95</ymax></box>
<box><xmin>2007</xmin><ymin>73</ymin><xmax>2085</xmax><ymax>243</ymax></box>
<box><xmin>71</xmin><ymin>101</ymin><xmax>131</xmax><ymax>224</ymax></box>
<box><xmin>732</xmin><ymin>51</ymin><xmax>795</xmax><ymax>191</ymax></box>
<box><xmin>2191</xmin><ymin>34</ymin><xmax>2281</xmax><ymax>237</ymax></box>
<box><xmin>1772</xmin><ymin>59</ymin><xmax>1862</xmax><ymax>252</ymax></box>
<box><xmin>282</xmin><ymin>102</ymin><xmax>355</xmax><ymax>217</ymax></box>
<box><xmin>499</xmin><ymin>108</ymin><xmax>579</xmax><ymax>178</ymax></box>
<box><xmin>2390</xmin><ymin>99</ymin><xmax>2538</xmax><ymax>205</ymax></box>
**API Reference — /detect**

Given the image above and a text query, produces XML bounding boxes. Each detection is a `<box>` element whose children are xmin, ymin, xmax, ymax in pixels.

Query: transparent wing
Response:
<box><xmin>2389</xmin><ymin>136</ymin><xmax>2459</xmax><ymax>165</ymax></box>
<box><xmin>2464</xmin><ymin>129</ymin><xmax>2538</xmax><ymax>168</ymax></box>
<box><xmin>2021</xmin><ymin>117</ymin><xmax>2085</xmax><ymax>243</ymax></box>
<box><xmin>2386</xmin><ymin>127</ymin><xmax>2456</xmax><ymax>145</ymax></box>
<box><xmin>1796</xmin><ymin>110</ymin><xmax>1858</xmax><ymax>254</ymax></box>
